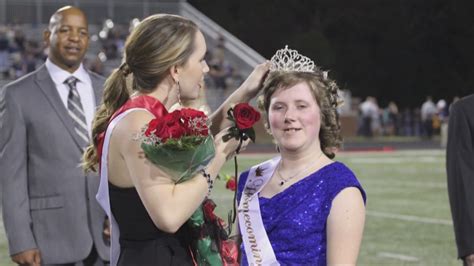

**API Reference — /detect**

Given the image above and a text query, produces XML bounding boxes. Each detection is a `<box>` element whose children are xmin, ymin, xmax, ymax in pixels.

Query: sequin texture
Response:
<box><xmin>237</xmin><ymin>161</ymin><xmax>366</xmax><ymax>265</ymax></box>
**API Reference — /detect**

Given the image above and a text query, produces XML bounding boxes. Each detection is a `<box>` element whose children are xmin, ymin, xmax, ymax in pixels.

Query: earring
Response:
<box><xmin>176</xmin><ymin>81</ymin><xmax>182</xmax><ymax>106</ymax></box>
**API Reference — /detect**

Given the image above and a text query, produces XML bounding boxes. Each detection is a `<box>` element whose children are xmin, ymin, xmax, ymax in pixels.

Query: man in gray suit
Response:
<box><xmin>0</xmin><ymin>6</ymin><xmax>109</xmax><ymax>265</ymax></box>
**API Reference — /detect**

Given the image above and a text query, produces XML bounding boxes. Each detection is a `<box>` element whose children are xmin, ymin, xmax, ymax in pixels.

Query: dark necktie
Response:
<box><xmin>64</xmin><ymin>76</ymin><xmax>89</xmax><ymax>147</ymax></box>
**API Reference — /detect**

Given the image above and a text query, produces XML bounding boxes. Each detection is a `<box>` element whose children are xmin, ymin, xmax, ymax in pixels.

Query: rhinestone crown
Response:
<box><xmin>270</xmin><ymin>45</ymin><xmax>315</xmax><ymax>73</ymax></box>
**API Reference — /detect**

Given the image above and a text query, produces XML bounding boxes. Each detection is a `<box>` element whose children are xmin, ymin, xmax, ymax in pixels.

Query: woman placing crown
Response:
<box><xmin>83</xmin><ymin>14</ymin><xmax>270</xmax><ymax>265</ymax></box>
<box><xmin>236</xmin><ymin>46</ymin><xmax>366</xmax><ymax>265</ymax></box>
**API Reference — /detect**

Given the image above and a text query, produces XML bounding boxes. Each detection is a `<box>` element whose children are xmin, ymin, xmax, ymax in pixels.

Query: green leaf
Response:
<box><xmin>226</xmin><ymin>108</ymin><xmax>234</xmax><ymax>120</ymax></box>
<box><xmin>230</xmin><ymin>127</ymin><xmax>240</xmax><ymax>135</ymax></box>
<box><xmin>246</xmin><ymin>128</ymin><xmax>256</xmax><ymax>142</ymax></box>
<box><xmin>222</xmin><ymin>133</ymin><xmax>233</xmax><ymax>142</ymax></box>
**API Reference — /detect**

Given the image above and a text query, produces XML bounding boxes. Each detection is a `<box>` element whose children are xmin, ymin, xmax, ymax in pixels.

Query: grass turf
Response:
<box><xmin>0</xmin><ymin>150</ymin><xmax>458</xmax><ymax>265</ymax></box>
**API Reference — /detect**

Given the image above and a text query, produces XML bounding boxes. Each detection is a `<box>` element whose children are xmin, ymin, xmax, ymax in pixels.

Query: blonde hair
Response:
<box><xmin>258</xmin><ymin>71</ymin><xmax>342</xmax><ymax>159</ymax></box>
<box><xmin>83</xmin><ymin>14</ymin><xmax>198</xmax><ymax>172</ymax></box>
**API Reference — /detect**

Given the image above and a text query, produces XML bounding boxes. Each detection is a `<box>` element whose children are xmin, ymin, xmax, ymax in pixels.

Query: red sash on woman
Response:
<box><xmin>96</xmin><ymin>95</ymin><xmax>167</xmax><ymax>163</ymax></box>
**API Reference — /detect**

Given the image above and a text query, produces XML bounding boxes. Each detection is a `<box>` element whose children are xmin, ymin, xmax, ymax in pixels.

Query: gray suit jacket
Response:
<box><xmin>0</xmin><ymin>64</ymin><xmax>109</xmax><ymax>264</ymax></box>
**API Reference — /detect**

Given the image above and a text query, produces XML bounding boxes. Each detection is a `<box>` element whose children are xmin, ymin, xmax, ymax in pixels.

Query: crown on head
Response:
<box><xmin>270</xmin><ymin>45</ymin><xmax>315</xmax><ymax>73</ymax></box>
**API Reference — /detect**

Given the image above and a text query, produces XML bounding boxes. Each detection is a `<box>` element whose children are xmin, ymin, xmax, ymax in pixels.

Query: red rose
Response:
<box><xmin>166</xmin><ymin>111</ymin><xmax>186</xmax><ymax>140</ymax></box>
<box><xmin>167</xmin><ymin>123</ymin><xmax>186</xmax><ymax>140</ymax></box>
<box><xmin>225</xmin><ymin>178</ymin><xmax>236</xmax><ymax>191</ymax></box>
<box><xmin>167</xmin><ymin>110</ymin><xmax>183</xmax><ymax>124</ymax></box>
<box><xmin>144</xmin><ymin>118</ymin><xmax>160</xmax><ymax>137</ymax></box>
<box><xmin>153</xmin><ymin>111</ymin><xmax>186</xmax><ymax>142</ymax></box>
<box><xmin>180</xmin><ymin>108</ymin><xmax>209</xmax><ymax>136</ymax></box>
<box><xmin>180</xmin><ymin>108</ymin><xmax>206</xmax><ymax>119</ymax></box>
<box><xmin>233</xmin><ymin>103</ymin><xmax>261</xmax><ymax>130</ymax></box>
<box><xmin>153</xmin><ymin>120</ymin><xmax>170</xmax><ymax>142</ymax></box>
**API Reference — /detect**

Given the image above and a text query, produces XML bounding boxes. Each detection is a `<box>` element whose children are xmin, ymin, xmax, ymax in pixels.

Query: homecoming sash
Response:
<box><xmin>238</xmin><ymin>156</ymin><xmax>281</xmax><ymax>266</ymax></box>
<box><xmin>96</xmin><ymin>108</ymin><xmax>148</xmax><ymax>266</ymax></box>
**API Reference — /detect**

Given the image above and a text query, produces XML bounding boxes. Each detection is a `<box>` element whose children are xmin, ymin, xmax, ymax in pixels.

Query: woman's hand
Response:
<box><xmin>209</xmin><ymin>61</ymin><xmax>270</xmax><ymax>134</ymax></box>
<box><xmin>239</xmin><ymin>61</ymin><xmax>271</xmax><ymax>100</ymax></box>
<box><xmin>214</xmin><ymin>127</ymin><xmax>250</xmax><ymax>160</ymax></box>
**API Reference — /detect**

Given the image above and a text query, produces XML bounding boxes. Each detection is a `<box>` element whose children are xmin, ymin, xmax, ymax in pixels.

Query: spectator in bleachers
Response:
<box><xmin>0</xmin><ymin>25</ymin><xmax>47</xmax><ymax>80</ymax></box>
<box><xmin>13</xmin><ymin>29</ymin><xmax>26</xmax><ymax>52</ymax></box>
<box><xmin>421</xmin><ymin>96</ymin><xmax>437</xmax><ymax>139</ymax></box>
<box><xmin>383</xmin><ymin>101</ymin><xmax>399</xmax><ymax>136</ymax></box>
<box><xmin>8</xmin><ymin>52</ymin><xmax>26</xmax><ymax>78</ymax></box>
<box><xmin>358</xmin><ymin>96</ymin><xmax>378</xmax><ymax>137</ymax></box>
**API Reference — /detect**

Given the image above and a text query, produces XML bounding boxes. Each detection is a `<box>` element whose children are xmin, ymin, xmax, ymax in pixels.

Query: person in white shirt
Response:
<box><xmin>421</xmin><ymin>96</ymin><xmax>437</xmax><ymax>139</ymax></box>
<box><xmin>359</xmin><ymin>96</ymin><xmax>378</xmax><ymax>137</ymax></box>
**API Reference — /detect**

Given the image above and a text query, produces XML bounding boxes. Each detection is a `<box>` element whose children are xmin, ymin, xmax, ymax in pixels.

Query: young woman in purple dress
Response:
<box><xmin>237</xmin><ymin>46</ymin><xmax>366</xmax><ymax>265</ymax></box>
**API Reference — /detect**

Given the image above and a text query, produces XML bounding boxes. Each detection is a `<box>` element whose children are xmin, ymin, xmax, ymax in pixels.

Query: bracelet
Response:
<box><xmin>200</xmin><ymin>169</ymin><xmax>213</xmax><ymax>195</ymax></box>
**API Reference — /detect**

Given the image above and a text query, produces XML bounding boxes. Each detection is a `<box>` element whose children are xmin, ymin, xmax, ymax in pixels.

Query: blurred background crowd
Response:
<box><xmin>0</xmin><ymin>21</ymin><xmax>461</xmax><ymax>146</ymax></box>
<box><xmin>1</xmin><ymin>0</ymin><xmax>472</xmax><ymax>146</ymax></box>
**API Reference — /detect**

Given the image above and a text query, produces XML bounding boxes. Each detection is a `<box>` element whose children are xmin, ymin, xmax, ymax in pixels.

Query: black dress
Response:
<box><xmin>109</xmin><ymin>183</ymin><xmax>194</xmax><ymax>265</ymax></box>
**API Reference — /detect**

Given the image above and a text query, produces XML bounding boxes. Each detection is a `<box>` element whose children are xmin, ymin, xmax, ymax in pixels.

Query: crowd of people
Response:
<box><xmin>0</xmin><ymin>25</ymin><xmax>45</xmax><ymax>79</ymax></box>
<box><xmin>0</xmin><ymin>22</ymin><xmax>137</xmax><ymax>80</ymax></box>
<box><xmin>2</xmin><ymin>23</ymin><xmax>457</xmax><ymax>141</ymax></box>
<box><xmin>0</xmin><ymin>22</ymin><xmax>245</xmax><ymax>120</ymax></box>
<box><xmin>357</xmin><ymin>95</ymin><xmax>459</xmax><ymax>142</ymax></box>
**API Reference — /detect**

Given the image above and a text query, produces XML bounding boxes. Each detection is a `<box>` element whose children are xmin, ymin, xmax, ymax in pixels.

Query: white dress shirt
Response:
<box><xmin>45</xmin><ymin>58</ymin><xmax>96</xmax><ymax>136</ymax></box>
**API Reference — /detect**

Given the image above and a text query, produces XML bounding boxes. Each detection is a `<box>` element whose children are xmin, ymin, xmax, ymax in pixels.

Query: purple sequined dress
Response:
<box><xmin>237</xmin><ymin>161</ymin><xmax>366</xmax><ymax>266</ymax></box>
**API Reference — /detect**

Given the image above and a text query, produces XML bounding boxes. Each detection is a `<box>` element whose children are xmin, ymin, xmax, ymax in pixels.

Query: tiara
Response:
<box><xmin>270</xmin><ymin>45</ymin><xmax>315</xmax><ymax>73</ymax></box>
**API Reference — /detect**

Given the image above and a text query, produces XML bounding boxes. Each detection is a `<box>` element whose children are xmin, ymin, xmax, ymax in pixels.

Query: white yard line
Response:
<box><xmin>377</xmin><ymin>252</ymin><xmax>420</xmax><ymax>262</ymax></box>
<box><xmin>340</xmin><ymin>149</ymin><xmax>445</xmax><ymax>156</ymax></box>
<box><xmin>347</xmin><ymin>156</ymin><xmax>443</xmax><ymax>164</ymax></box>
<box><xmin>362</xmin><ymin>179</ymin><xmax>447</xmax><ymax>189</ymax></box>
<box><xmin>367</xmin><ymin>210</ymin><xmax>452</xmax><ymax>225</ymax></box>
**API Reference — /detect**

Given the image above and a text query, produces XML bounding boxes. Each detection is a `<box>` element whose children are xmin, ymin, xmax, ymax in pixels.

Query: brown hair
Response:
<box><xmin>258</xmin><ymin>70</ymin><xmax>342</xmax><ymax>159</ymax></box>
<box><xmin>83</xmin><ymin>14</ymin><xmax>198</xmax><ymax>172</ymax></box>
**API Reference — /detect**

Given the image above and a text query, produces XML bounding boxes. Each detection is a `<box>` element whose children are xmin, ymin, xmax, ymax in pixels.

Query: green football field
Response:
<box><xmin>0</xmin><ymin>149</ymin><xmax>459</xmax><ymax>265</ymax></box>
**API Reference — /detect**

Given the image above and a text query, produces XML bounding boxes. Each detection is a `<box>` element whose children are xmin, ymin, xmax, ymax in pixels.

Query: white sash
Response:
<box><xmin>96</xmin><ymin>108</ymin><xmax>148</xmax><ymax>266</ymax></box>
<box><xmin>238</xmin><ymin>156</ymin><xmax>281</xmax><ymax>266</ymax></box>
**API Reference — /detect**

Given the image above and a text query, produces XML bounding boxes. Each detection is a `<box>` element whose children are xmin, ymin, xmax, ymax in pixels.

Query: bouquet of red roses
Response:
<box><xmin>140</xmin><ymin>108</ymin><xmax>237</xmax><ymax>265</ymax></box>
<box><xmin>140</xmin><ymin>108</ymin><xmax>215</xmax><ymax>183</ymax></box>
